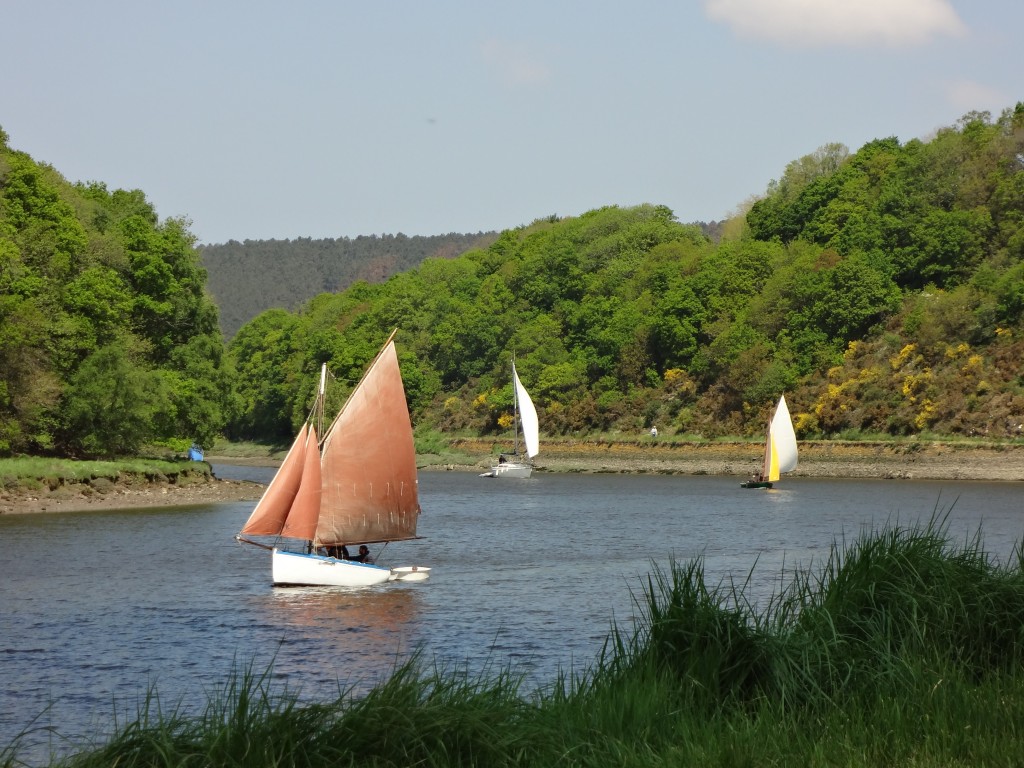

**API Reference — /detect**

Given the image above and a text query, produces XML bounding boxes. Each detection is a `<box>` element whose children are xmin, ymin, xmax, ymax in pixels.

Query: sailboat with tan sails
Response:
<box><xmin>236</xmin><ymin>330</ymin><xmax>429</xmax><ymax>586</ymax></box>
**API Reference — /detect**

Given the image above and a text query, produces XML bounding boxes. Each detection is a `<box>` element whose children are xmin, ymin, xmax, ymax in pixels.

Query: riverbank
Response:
<box><xmin>0</xmin><ymin>472</ymin><xmax>265</xmax><ymax>515</ymax></box>
<box><xmin>2</xmin><ymin>438</ymin><xmax>1022</xmax><ymax>515</ymax></box>
<box><xmin>442</xmin><ymin>437</ymin><xmax>1024</xmax><ymax>482</ymax></box>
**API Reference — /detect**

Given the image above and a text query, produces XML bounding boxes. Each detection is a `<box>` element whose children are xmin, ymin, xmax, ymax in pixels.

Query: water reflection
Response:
<box><xmin>262</xmin><ymin>586</ymin><xmax>422</xmax><ymax>647</ymax></box>
<box><xmin>239</xmin><ymin>586</ymin><xmax>427</xmax><ymax>694</ymax></box>
<box><xmin>265</xmin><ymin>584</ymin><xmax>420</xmax><ymax>624</ymax></box>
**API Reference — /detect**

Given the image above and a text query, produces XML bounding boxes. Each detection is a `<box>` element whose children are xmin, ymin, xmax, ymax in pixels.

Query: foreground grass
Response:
<box><xmin>5</xmin><ymin>516</ymin><xmax>1024</xmax><ymax>767</ymax></box>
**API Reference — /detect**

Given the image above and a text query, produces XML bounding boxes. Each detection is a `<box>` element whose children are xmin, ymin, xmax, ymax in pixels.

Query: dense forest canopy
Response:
<box><xmin>226</xmin><ymin>105</ymin><xmax>1024</xmax><ymax>445</ymax></box>
<box><xmin>0</xmin><ymin>126</ymin><xmax>235</xmax><ymax>457</ymax></box>
<box><xmin>201</xmin><ymin>231</ymin><xmax>499</xmax><ymax>338</ymax></box>
<box><xmin>3</xmin><ymin>104</ymin><xmax>1023</xmax><ymax>459</ymax></box>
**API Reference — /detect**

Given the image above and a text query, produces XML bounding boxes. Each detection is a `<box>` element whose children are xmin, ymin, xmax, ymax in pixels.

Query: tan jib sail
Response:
<box><xmin>281</xmin><ymin>424</ymin><xmax>322</xmax><ymax>541</ymax></box>
<box><xmin>237</xmin><ymin>330</ymin><xmax>420</xmax><ymax>548</ymax></box>
<box><xmin>239</xmin><ymin>423</ymin><xmax>318</xmax><ymax>538</ymax></box>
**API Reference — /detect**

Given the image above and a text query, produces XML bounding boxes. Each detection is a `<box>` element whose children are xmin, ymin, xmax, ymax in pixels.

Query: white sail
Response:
<box><xmin>480</xmin><ymin>360</ymin><xmax>540</xmax><ymax>478</ymax></box>
<box><xmin>513</xmin><ymin>364</ymin><xmax>539</xmax><ymax>459</ymax></box>
<box><xmin>767</xmin><ymin>395</ymin><xmax>798</xmax><ymax>480</ymax></box>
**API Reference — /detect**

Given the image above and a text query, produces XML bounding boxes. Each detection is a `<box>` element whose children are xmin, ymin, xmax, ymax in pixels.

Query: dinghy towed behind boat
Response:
<box><xmin>236</xmin><ymin>330</ymin><xmax>430</xmax><ymax>586</ymax></box>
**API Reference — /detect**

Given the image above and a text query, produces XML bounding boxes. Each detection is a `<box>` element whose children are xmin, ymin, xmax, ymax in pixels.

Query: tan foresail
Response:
<box><xmin>280</xmin><ymin>424</ymin><xmax>322</xmax><ymax>541</ymax></box>
<box><xmin>239</xmin><ymin>423</ymin><xmax>310</xmax><ymax>536</ymax></box>
<box><xmin>317</xmin><ymin>338</ymin><xmax>421</xmax><ymax>546</ymax></box>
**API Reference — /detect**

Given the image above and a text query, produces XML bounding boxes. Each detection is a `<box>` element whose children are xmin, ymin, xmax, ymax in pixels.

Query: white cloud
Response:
<box><xmin>703</xmin><ymin>0</ymin><xmax>967</xmax><ymax>47</ymax></box>
<box><xmin>479</xmin><ymin>39</ymin><xmax>551</xmax><ymax>87</ymax></box>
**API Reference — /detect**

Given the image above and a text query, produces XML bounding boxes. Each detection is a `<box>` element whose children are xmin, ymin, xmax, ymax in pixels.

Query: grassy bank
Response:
<box><xmin>203</xmin><ymin>435</ymin><xmax>484</xmax><ymax>470</ymax></box>
<box><xmin>0</xmin><ymin>456</ymin><xmax>212</xmax><ymax>494</ymax></box>
<box><xmin>7</xmin><ymin>517</ymin><xmax>1023</xmax><ymax>767</ymax></box>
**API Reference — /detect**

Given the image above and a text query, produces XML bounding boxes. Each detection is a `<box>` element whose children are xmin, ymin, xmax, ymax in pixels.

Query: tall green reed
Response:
<box><xmin>781</xmin><ymin>512</ymin><xmax>1024</xmax><ymax>694</ymax></box>
<box><xmin>602</xmin><ymin>511</ymin><xmax>1024</xmax><ymax>717</ymax></box>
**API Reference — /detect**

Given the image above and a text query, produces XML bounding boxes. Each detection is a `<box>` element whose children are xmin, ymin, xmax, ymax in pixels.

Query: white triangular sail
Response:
<box><xmin>513</xmin><ymin>364</ymin><xmax>539</xmax><ymax>459</ymax></box>
<box><xmin>765</xmin><ymin>395</ymin><xmax>798</xmax><ymax>482</ymax></box>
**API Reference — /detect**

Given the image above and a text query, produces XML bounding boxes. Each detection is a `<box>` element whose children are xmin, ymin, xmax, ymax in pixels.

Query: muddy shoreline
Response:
<box><xmin>445</xmin><ymin>439</ymin><xmax>1024</xmax><ymax>483</ymax></box>
<box><xmin>2</xmin><ymin>440</ymin><xmax>1021</xmax><ymax>515</ymax></box>
<box><xmin>0</xmin><ymin>474</ymin><xmax>266</xmax><ymax>516</ymax></box>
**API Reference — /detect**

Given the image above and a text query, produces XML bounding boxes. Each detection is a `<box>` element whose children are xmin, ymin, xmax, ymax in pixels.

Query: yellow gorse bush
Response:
<box><xmin>891</xmin><ymin>344</ymin><xmax>918</xmax><ymax>371</ymax></box>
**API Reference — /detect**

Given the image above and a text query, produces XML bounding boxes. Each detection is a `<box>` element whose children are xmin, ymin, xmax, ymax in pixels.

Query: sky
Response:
<box><xmin>2</xmin><ymin>0</ymin><xmax>1021</xmax><ymax>246</ymax></box>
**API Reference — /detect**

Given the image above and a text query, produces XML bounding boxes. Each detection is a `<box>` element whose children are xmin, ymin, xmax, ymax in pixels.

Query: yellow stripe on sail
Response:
<box><xmin>767</xmin><ymin>437</ymin><xmax>781</xmax><ymax>482</ymax></box>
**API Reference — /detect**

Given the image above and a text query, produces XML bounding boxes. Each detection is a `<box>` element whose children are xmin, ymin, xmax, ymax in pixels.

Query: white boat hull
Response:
<box><xmin>480</xmin><ymin>462</ymin><xmax>533</xmax><ymax>479</ymax></box>
<box><xmin>271</xmin><ymin>548</ymin><xmax>410</xmax><ymax>587</ymax></box>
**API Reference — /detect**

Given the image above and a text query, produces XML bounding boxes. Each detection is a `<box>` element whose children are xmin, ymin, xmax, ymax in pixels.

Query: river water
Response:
<box><xmin>1</xmin><ymin>467</ymin><xmax>1022</xmax><ymax>764</ymax></box>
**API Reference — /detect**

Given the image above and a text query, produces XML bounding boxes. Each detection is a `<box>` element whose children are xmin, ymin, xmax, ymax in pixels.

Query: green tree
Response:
<box><xmin>60</xmin><ymin>346</ymin><xmax>170</xmax><ymax>458</ymax></box>
<box><xmin>165</xmin><ymin>334</ymin><xmax>238</xmax><ymax>449</ymax></box>
<box><xmin>649</xmin><ymin>280</ymin><xmax>704</xmax><ymax>371</ymax></box>
<box><xmin>796</xmin><ymin>252</ymin><xmax>901</xmax><ymax>341</ymax></box>
<box><xmin>227</xmin><ymin>309</ymin><xmax>303</xmax><ymax>441</ymax></box>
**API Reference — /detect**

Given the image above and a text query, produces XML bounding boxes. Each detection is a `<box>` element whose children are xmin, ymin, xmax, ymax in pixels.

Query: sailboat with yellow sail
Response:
<box><xmin>741</xmin><ymin>395</ymin><xmax>798</xmax><ymax>489</ymax></box>
<box><xmin>236</xmin><ymin>330</ymin><xmax>429</xmax><ymax>586</ymax></box>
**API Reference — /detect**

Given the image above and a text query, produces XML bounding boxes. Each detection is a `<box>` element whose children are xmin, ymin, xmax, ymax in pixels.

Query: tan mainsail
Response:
<box><xmin>237</xmin><ymin>331</ymin><xmax>420</xmax><ymax>549</ymax></box>
<box><xmin>317</xmin><ymin>337</ymin><xmax>420</xmax><ymax>546</ymax></box>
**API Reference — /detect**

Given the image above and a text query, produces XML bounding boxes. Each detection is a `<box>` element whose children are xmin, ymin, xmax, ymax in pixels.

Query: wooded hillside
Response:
<box><xmin>226</xmin><ymin>105</ymin><xmax>1024</xmax><ymax>445</ymax></box>
<box><xmin>201</xmin><ymin>232</ymin><xmax>498</xmax><ymax>338</ymax></box>
<box><xmin>4</xmin><ymin>104</ymin><xmax>1023</xmax><ymax>459</ymax></box>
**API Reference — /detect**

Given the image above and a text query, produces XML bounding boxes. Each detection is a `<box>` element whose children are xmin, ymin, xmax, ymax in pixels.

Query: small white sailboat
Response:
<box><xmin>236</xmin><ymin>330</ymin><xmax>429</xmax><ymax>586</ymax></box>
<box><xmin>741</xmin><ymin>394</ymin><xmax>798</xmax><ymax>489</ymax></box>
<box><xmin>480</xmin><ymin>361</ymin><xmax>539</xmax><ymax>479</ymax></box>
